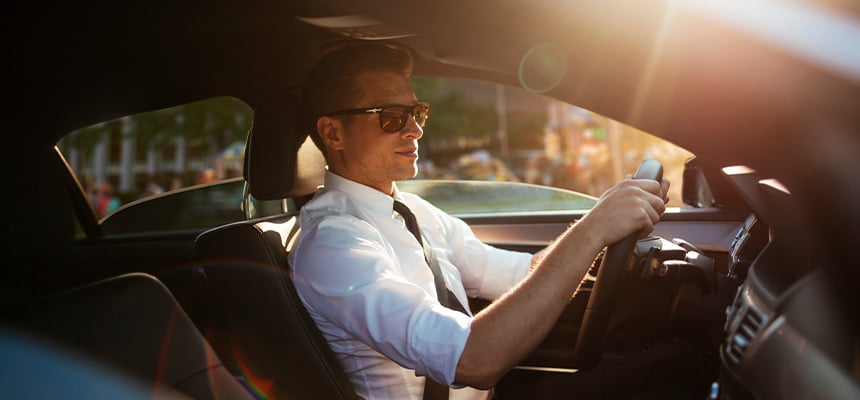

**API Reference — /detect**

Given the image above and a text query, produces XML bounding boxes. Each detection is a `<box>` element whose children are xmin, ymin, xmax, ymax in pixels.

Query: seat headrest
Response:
<box><xmin>244</xmin><ymin>99</ymin><xmax>325</xmax><ymax>201</ymax></box>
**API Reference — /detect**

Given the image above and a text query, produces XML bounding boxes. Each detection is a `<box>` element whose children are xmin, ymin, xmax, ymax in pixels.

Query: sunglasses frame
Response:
<box><xmin>327</xmin><ymin>102</ymin><xmax>429</xmax><ymax>133</ymax></box>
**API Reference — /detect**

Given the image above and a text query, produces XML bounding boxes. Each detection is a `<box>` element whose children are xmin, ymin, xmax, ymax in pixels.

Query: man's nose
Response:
<box><xmin>400</xmin><ymin>115</ymin><xmax>423</xmax><ymax>139</ymax></box>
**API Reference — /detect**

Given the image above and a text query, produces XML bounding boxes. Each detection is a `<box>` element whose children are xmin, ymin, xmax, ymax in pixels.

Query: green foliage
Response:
<box><xmin>412</xmin><ymin>78</ymin><xmax>547</xmax><ymax>158</ymax></box>
<box><xmin>411</xmin><ymin>78</ymin><xmax>497</xmax><ymax>152</ymax></box>
<box><xmin>59</xmin><ymin>97</ymin><xmax>252</xmax><ymax>159</ymax></box>
<box><xmin>506</xmin><ymin>110</ymin><xmax>545</xmax><ymax>149</ymax></box>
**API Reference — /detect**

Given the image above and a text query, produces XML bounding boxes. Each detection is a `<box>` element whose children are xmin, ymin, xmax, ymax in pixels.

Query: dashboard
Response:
<box><xmin>716</xmin><ymin>170</ymin><xmax>859</xmax><ymax>399</ymax></box>
<box><xmin>719</xmin><ymin>247</ymin><xmax>858</xmax><ymax>399</ymax></box>
<box><xmin>465</xmin><ymin>165</ymin><xmax>859</xmax><ymax>399</ymax></box>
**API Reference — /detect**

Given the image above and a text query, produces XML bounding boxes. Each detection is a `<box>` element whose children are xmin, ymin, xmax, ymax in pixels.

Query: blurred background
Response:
<box><xmin>58</xmin><ymin>77</ymin><xmax>692</xmax><ymax>213</ymax></box>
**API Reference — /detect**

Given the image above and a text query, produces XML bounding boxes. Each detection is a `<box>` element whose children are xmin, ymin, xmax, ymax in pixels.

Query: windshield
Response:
<box><xmin>410</xmin><ymin>77</ymin><xmax>691</xmax><ymax>207</ymax></box>
<box><xmin>57</xmin><ymin>79</ymin><xmax>691</xmax><ymax>233</ymax></box>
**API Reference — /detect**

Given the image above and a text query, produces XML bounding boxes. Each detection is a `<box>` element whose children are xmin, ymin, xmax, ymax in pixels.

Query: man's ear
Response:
<box><xmin>316</xmin><ymin>116</ymin><xmax>345</xmax><ymax>151</ymax></box>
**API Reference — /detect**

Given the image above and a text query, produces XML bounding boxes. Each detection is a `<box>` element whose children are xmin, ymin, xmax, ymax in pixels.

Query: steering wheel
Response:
<box><xmin>572</xmin><ymin>159</ymin><xmax>663</xmax><ymax>369</ymax></box>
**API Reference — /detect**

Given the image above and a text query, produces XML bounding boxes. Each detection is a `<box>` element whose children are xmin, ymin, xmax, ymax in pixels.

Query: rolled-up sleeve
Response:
<box><xmin>291</xmin><ymin>215</ymin><xmax>472</xmax><ymax>385</ymax></box>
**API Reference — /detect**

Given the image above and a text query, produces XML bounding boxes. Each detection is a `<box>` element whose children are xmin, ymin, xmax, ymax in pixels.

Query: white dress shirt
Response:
<box><xmin>289</xmin><ymin>171</ymin><xmax>532</xmax><ymax>399</ymax></box>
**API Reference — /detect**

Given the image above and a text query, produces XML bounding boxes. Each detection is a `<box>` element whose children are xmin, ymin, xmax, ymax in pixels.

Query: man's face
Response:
<box><xmin>325</xmin><ymin>69</ymin><xmax>424</xmax><ymax>194</ymax></box>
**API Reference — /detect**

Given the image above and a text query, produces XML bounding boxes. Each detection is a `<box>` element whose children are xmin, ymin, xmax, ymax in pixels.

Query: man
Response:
<box><xmin>289</xmin><ymin>42</ymin><xmax>669</xmax><ymax>399</ymax></box>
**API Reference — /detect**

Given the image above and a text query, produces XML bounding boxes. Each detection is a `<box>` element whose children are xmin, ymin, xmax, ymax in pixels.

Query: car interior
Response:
<box><xmin>190</xmin><ymin>98</ymin><xmax>358</xmax><ymax>399</ymax></box>
<box><xmin>4</xmin><ymin>1</ymin><xmax>859</xmax><ymax>399</ymax></box>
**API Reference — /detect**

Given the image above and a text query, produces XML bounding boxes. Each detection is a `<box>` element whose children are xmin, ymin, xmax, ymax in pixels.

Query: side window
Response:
<box><xmin>97</xmin><ymin>178</ymin><xmax>292</xmax><ymax>235</ymax></box>
<box><xmin>410</xmin><ymin>78</ymin><xmax>692</xmax><ymax>213</ymax></box>
<box><xmin>56</xmin><ymin>96</ymin><xmax>284</xmax><ymax>235</ymax></box>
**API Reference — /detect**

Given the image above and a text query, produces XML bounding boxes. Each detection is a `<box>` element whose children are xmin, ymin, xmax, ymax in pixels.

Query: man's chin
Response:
<box><xmin>395</xmin><ymin>165</ymin><xmax>419</xmax><ymax>180</ymax></box>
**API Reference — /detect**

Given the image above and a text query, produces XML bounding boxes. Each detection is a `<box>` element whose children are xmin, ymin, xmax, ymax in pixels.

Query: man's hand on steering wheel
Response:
<box><xmin>572</xmin><ymin>159</ymin><xmax>667</xmax><ymax>369</ymax></box>
<box><xmin>586</xmin><ymin>176</ymin><xmax>668</xmax><ymax>243</ymax></box>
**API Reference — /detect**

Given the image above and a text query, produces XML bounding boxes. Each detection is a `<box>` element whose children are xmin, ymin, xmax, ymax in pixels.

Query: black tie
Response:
<box><xmin>393</xmin><ymin>200</ymin><xmax>468</xmax><ymax>400</ymax></box>
<box><xmin>393</xmin><ymin>200</ymin><xmax>469</xmax><ymax>315</ymax></box>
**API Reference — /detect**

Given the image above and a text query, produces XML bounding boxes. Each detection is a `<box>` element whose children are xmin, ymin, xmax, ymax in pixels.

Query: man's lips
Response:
<box><xmin>395</xmin><ymin>148</ymin><xmax>418</xmax><ymax>157</ymax></box>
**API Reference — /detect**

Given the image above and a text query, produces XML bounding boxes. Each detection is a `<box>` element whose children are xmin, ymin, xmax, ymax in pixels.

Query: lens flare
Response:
<box><xmin>518</xmin><ymin>43</ymin><xmax>567</xmax><ymax>93</ymax></box>
<box><xmin>231</xmin><ymin>342</ymin><xmax>275</xmax><ymax>399</ymax></box>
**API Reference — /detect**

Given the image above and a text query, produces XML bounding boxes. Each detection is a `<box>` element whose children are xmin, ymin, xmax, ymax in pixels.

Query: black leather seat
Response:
<box><xmin>192</xmin><ymin>101</ymin><xmax>358</xmax><ymax>399</ymax></box>
<box><xmin>24</xmin><ymin>272</ymin><xmax>254</xmax><ymax>400</ymax></box>
<box><xmin>6</xmin><ymin>149</ymin><xmax>252</xmax><ymax>400</ymax></box>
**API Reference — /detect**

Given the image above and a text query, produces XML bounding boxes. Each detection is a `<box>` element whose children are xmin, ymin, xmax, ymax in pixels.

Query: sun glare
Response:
<box><xmin>673</xmin><ymin>0</ymin><xmax>860</xmax><ymax>84</ymax></box>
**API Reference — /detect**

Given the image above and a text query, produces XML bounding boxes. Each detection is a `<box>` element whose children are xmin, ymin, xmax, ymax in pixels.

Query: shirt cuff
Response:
<box><xmin>408</xmin><ymin>302</ymin><xmax>473</xmax><ymax>385</ymax></box>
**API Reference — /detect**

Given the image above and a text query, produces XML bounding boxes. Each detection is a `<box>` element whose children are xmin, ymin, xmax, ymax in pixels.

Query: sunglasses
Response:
<box><xmin>327</xmin><ymin>102</ymin><xmax>429</xmax><ymax>133</ymax></box>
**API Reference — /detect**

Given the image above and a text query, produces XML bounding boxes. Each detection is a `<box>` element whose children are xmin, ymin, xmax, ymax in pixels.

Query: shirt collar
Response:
<box><xmin>323</xmin><ymin>171</ymin><xmax>404</xmax><ymax>218</ymax></box>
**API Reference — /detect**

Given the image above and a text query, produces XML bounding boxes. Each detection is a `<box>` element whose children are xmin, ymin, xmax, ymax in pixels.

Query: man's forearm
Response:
<box><xmin>453</xmin><ymin>220</ymin><xmax>603</xmax><ymax>389</ymax></box>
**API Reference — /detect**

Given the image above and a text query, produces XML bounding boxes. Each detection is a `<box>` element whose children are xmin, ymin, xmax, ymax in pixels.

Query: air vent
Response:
<box><xmin>723</xmin><ymin>305</ymin><xmax>764</xmax><ymax>368</ymax></box>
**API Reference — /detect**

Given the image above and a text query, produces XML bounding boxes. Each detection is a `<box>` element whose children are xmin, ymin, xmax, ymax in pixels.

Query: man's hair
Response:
<box><xmin>301</xmin><ymin>42</ymin><xmax>414</xmax><ymax>154</ymax></box>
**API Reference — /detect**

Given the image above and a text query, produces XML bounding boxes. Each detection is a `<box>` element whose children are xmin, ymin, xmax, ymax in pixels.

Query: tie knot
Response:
<box><xmin>392</xmin><ymin>199</ymin><xmax>412</xmax><ymax>217</ymax></box>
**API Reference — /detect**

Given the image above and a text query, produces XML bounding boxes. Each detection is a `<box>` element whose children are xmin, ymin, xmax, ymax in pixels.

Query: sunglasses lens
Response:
<box><xmin>414</xmin><ymin>104</ymin><xmax>429</xmax><ymax>127</ymax></box>
<box><xmin>380</xmin><ymin>108</ymin><xmax>407</xmax><ymax>132</ymax></box>
<box><xmin>378</xmin><ymin>103</ymin><xmax>430</xmax><ymax>133</ymax></box>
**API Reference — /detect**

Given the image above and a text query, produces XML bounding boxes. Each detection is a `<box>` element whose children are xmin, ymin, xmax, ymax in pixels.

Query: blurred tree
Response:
<box><xmin>411</xmin><ymin>78</ymin><xmax>497</xmax><ymax>158</ymax></box>
<box><xmin>58</xmin><ymin>97</ymin><xmax>252</xmax><ymax>196</ymax></box>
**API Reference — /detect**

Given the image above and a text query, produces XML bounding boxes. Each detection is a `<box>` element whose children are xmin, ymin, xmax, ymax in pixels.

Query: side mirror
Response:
<box><xmin>682</xmin><ymin>156</ymin><xmax>715</xmax><ymax>208</ymax></box>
